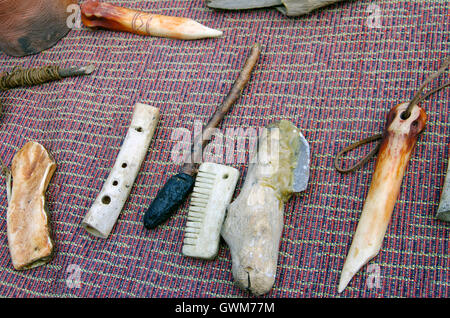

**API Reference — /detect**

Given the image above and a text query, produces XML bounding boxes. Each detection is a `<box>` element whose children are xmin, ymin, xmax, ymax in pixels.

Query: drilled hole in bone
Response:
<box><xmin>223</xmin><ymin>174</ymin><xmax>229</xmax><ymax>179</ymax></box>
<box><xmin>135</xmin><ymin>127</ymin><xmax>143</xmax><ymax>132</ymax></box>
<box><xmin>101</xmin><ymin>195</ymin><xmax>111</xmax><ymax>205</ymax></box>
<box><xmin>122</xmin><ymin>163</ymin><xmax>127</xmax><ymax>168</ymax></box>
<box><xmin>112</xmin><ymin>180</ymin><xmax>118</xmax><ymax>186</ymax></box>
<box><xmin>400</xmin><ymin>111</ymin><xmax>410</xmax><ymax>120</ymax></box>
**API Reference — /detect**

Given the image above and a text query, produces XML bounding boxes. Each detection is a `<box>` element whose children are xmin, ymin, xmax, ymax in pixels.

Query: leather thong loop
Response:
<box><xmin>402</xmin><ymin>56</ymin><xmax>450</xmax><ymax>120</ymax></box>
<box><xmin>334</xmin><ymin>133</ymin><xmax>383</xmax><ymax>174</ymax></box>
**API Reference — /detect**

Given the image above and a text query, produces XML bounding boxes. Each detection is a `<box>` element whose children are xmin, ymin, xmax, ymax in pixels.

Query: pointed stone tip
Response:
<box><xmin>82</xmin><ymin>64</ymin><xmax>96</xmax><ymax>75</ymax></box>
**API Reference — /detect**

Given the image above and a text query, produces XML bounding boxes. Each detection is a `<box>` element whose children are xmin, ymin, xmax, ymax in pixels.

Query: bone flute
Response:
<box><xmin>338</xmin><ymin>102</ymin><xmax>427</xmax><ymax>292</ymax></box>
<box><xmin>81</xmin><ymin>1</ymin><xmax>223</xmax><ymax>40</ymax></box>
<box><xmin>82</xmin><ymin>103</ymin><xmax>160</xmax><ymax>238</ymax></box>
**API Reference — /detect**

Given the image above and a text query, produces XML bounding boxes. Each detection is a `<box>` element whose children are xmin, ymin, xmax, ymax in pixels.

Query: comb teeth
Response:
<box><xmin>182</xmin><ymin>163</ymin><xmax>239</xmax><ymax>260</ymax></box>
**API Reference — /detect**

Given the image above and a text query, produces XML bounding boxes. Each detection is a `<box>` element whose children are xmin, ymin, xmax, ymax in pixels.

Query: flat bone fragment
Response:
<box><xmin>7</xmin><ymin>141</ymin><xmax>56</xmax><ymax>270</ymax></box>
<box><xmin>437</xmin><ymin>147</ymin><xmax>450</xmax><ymax>222</ymax></box>
<box><xmin>221</xmin><ymin>120</ymin><xmax>304</xmax><ymax>295</ymax></box>
<box><xmin>182</xmin><ymin>162</ymin><xmax>239</xmax><ymax>260</ymax></box>
<box><xmin>338</xmin><ymin>102</ymin><xmax>427</xmax><ymax>292</ymax></box>
<box><xmin>81</xmin><ymin>1</ymin><xmax>223</xmax><ymax>40</ymax></box>
<box><xmin>82</xmin><ymin>103</ymin><xmax>160</xmax><ymax>238</ymax></box>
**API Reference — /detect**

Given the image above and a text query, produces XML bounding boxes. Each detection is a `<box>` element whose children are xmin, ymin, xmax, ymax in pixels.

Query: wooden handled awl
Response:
<box><xmin>81</xmin><ymin>1</ymin><xmax>223</xmax><ymax>40</ymax></box>
<box><xmin>6</xmin><ymin>142</ymin><xmax>56</xmax><ymax>270</ymax></box>
<box><xmin>338</xmin><ymin>102</ymin><xmax>427</xmax><ymax>292</ymax></box>
<box><xmin>82</xmin><ymin>103</ymin><xmax>160</xmax><ymax>238</ymax></box>
<box><xmin>0</xmin><ymin>64</ymin><xmax>95</xmax><ymax>92</ymax></box>
<box><xmin>143</xmin><ymin>44</ymin><xmax>261</xmax><ymax>229</ymax></box>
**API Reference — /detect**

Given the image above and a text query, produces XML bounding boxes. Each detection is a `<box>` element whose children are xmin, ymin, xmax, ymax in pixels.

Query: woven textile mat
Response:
<box><xmin>0</xmin><ymin>0</ymin><xmax>448</xmax><ymax>297</ymax></box>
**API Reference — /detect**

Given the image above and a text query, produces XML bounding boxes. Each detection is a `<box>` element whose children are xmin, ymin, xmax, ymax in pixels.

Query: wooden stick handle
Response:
<box><xmin>181</xmin><ymin>43</ymin><xmax>261</xmax><ymax>175</ymax></box>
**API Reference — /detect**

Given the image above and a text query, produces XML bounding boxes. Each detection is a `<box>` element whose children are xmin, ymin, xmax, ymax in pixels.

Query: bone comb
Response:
<box><xmin>182</xmin><ymin>163</ymin><xmax>239</xmax><ymax>260</ymax></box>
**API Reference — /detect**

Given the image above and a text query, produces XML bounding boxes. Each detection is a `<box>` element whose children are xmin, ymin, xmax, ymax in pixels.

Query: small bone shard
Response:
<box><xmin>437</xmin><ymin>148</ymin><xmax>450</xmax><ymax>222</ymax></box>
<box><xmin>221</xmin><ymin>120</ymin><xmax>307</xmax><ymax>295</ymax></box>
<box><xmin>182</xmin><ymin>163</ymin><xmax>239</xmax><ymax>260</ymax></box>
<box><xmin>338</xmin><ymin>102</ymin><xmax>427</xmax><ymax>292</ymax></box>
<box><xmin>81</xmin><ymin>1</ymin><xmax>223</xmax><ymax>40</ymax></box>
<box><xmin>7</xmin><ymin>142</ymin><xmax>56</xmax><ymax>270</ymax></box>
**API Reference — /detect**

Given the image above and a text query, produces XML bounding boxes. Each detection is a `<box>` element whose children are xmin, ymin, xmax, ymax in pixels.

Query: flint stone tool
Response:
<box><xmin>6</xmin><ymin>141</ymin><xmax>56</xmax><ymax>270</ymax></box>
<box><xmin>81</xmin><ymin>1</ymin><xmax>223</xmax><ymax>40</ymax></box>
<box><xmin>182</xmin><ymin>162</ymin><xmax>240</xmax><ymax>260</ymax></box>
<box><xmin>221</xmin><ymin>120</ymin><xmax>310</xmax><ymax>296</ymax></box>
<box><xmin>206</xmin><ymin>0</ymin><xmax>346</xmax><ymax>17</ymax></box>
<box><xmin>437</xmin><ymin>147</ymin><xmax>450</xmax><ymax>222</ymax></box>
<box><xmin>82</xmin><ymin>103</ymin><xmax>160</xmax><ymax>238</ymax></box>
<box><xmin>143</xmin><ymin>43</ymin><xmax>261</xmax><ymax>229</ymax></box>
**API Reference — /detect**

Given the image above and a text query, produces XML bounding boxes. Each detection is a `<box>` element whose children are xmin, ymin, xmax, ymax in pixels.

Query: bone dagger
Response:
<box><xmin>338</xmin><ymin>102</ymin><xmax>427</xmax><ymax>292</ymax></box>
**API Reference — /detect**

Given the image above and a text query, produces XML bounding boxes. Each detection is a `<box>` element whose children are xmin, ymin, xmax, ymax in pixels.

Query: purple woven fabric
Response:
<box><xmin>0</xmin><ymin>0</ymin><xmax>448</xmax><ymax>297</ymax></box>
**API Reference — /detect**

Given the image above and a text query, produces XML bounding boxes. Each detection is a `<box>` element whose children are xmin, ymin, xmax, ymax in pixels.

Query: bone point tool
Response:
<box><xmin>81</xmin><ymin>0</ymin><xmax>223</xmax><ymax>40</ymax></box>
<box><xmin>335</xmin><ymin>57</ymin><xmax>450</xmax><ymax>293</ymax></box>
